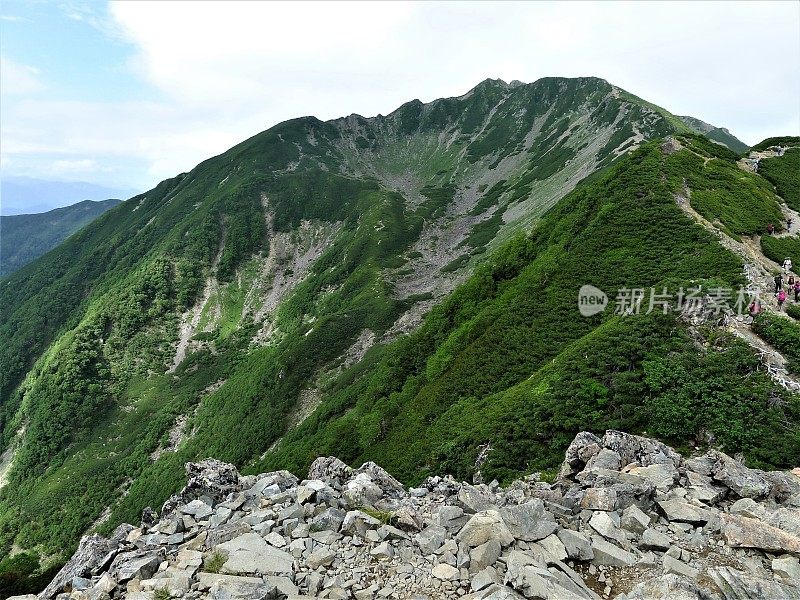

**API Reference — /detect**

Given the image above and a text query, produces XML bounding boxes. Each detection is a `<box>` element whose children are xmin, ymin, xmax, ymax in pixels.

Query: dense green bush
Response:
<box><xmin>758</xmin><ymin>148</ymin><xmax>800</xmax><ymax>211</ymax></box>
<box><xmin>761</xmin><ymin>235</ymin><xmax>800</xmax><ymax>267</ymax></box>
<box><xmin>752</xmin><ymin>312</ymin><xmax>800</xmax><ymax>373</ymax></box>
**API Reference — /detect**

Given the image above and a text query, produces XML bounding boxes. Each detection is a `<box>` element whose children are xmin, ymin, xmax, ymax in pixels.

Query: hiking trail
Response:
<box><xmin>671</xmin><ymin>140</ymin><xmax>800</xmax><ymax>391</ymax></box>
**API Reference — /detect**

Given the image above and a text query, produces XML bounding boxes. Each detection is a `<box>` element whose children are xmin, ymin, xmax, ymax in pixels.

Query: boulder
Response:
<box><xmin>580</xmin><ymin>488</ymin><xmax>617</xmax><ymax>511</ymax></box>
<box><xmin>38</xmin><ymin>534</ymin><xmax>115</xmax><ymax>599</ymax></box>
<box><xmin>720</xmin><ymin>513</ymin><xmax>800</xmax><ymax>554</ymax></box>
<box><xmin>308</xmin><ymin>456</ymin><xmax>352</xmax><ymax>482</ymax></box>
<box><xmin>557</xmin><ymin>529</ymin><xmax>593</xmax><ymax>561</ymax></box>
<box><xmin>216</xmin><ymin>532</ymin><xmax>293</xmax><ymax>575</ymax></box>
<box><xmin>307</xmin><ymin>547</ymin><xmax>336</xmax><ymax>569</ymax></box>
<box><xmin>640</xmin><ymin>528</ymin><xmax>671</xmax><ymax>551</ymax></box>
<box><xmin>557</xmin><ymin>432</ymin><xmax>602</xmax><ymax>481</ymax></box>
<box><xmin>432</xmin><ymin>563</ymin><xmax>460</xmax><ymax>581</ymax></box>
<box><xmin>457</xmin><ymin>510</ymin><xmax>515</xmax><ymax>547</ymax></box>
<box><xmin>469</xmin><ymin>540</ymin><xmax>501</xmax><ymax>572</ymax></box>
<box><xmin>663</xmin><ymin>555</ymin><xmax>699</xmax><ymax>578</ymax></box>
<box><xmin>415</xmin><ymin>524</ymin><xmax>447</xmax><ymax>554</ymax></box>
<box><xmin>657</xmin><ymin>500</ymin><xmax>714</xmax><ymax>524</ymax></box>
<box><xmin>711</xmin><ymin>452</ymin><xmax>771</xmax><ymax>499</ymax></box>
<box><xmin>601</xmin><ymin>430</ymin><xmax>682</xmax><ymax>469</ymax></box>
<box><xmin>628</xmin><ymin>463</ymin><xmax>678</xmax><ymax>491</ymax></box>
<box><xmin>626</xmin><ymin>574</ymin><xmax>705</xmax><ymax>600</ymax></box>
<box><xmin>590</xmin><ymin>537</ymin><xmax>636</xmax><ymax>567</ymax></box>
<box><xmin>772</xmin><ymin>556</ymin><xmax>800</xmax><ymax>583</ymax></box>
<box><xmin>709</xmin><ymin>566</ymin><xmax>800</xmax><ymax>600</ymax></box>
<box><xmin>500</xmin><ymin>500</ymin><xmax>558</xmax><ymax>542</ymax></box>
<box><xmin>620</xmin><ymin>504</ymin><xmax>650</xmax><ymax>534</ymax></box>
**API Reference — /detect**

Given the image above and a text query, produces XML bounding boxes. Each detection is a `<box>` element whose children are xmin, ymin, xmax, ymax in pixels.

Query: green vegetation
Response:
<box><xmin>761</xmin><ymin>235</ymin><xmax>800</xmax><ymax>266</ymax></box>
<box><xmin>263</xmin><ymin>140</ymin><xmax>798</xmax><ymax>485</ymax></box>
<box><xmin>752</xmin><ymin>312</ymin><xmax>800</xmax><ymax>373</ymax></box>
<box><xmin>787</xmin><ymin>304</ymin><xmax>800</xmax><ymax>321</ymax></box>
<box><xmin>751</xmin><ymin>136</ymin><xmax>800</xmax><ymax>152</ymax></box>
<box><xmin>154</xmin><ymin>587</ymin><xmax>172</xmax><ymax>600</ymax></box>
<box><xmin>668</xmin><ymin>135</ymin><xmax>783</xmax><ymax>237</ymax></box>
<box><xmin>359</xmin><ymin>507</ymin><xmax>395</xmax><ymax>525</ymax></box>
<box><xmin>758</xmin><ymin>147</ymin><xmax>800</xmax><ymax>211</ymax></box>
<box><xmin>0</xmin><ymin>77</ymin><xmax>781</xmax><ymax>592</ymax></box>
<box><xmin>202</xmin><ymin>550</ymin><xmax>227</xmax><ymax>574</ymax></box>
<box><xmin>0</xmin><ymin>199</ymin><xmax>122</xmax><ymax>278</ymax></box>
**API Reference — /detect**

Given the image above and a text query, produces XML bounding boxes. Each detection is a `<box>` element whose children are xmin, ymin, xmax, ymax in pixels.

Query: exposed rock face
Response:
<box><xmin>30</xmin><ymin>430</ymin><xmax>800</xmax><ymax>600</ymax></box>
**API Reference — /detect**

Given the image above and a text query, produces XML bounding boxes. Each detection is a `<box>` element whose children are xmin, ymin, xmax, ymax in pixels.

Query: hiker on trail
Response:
<box><xmin>795</xmin><ymin>280</ymin><xmax>800</xmax><ymax>302</ymax></box>
<box><xmin>777</xmin><ymin>289</ymin><xmax>787</xmax><ymax>310</ymax></box>
<box><xmin>789</xmin><ymin>217</ymin><xmax>794</xmax><ymax>231</ymax></box>
<box><xmin>789</xmin><ymin>274</ymin><xmax>796</xmax><ymax>288</ymax></box>
<box><xmin>784</xmin><ymin>257</ymin><xmax>793</xmax><ymax>274</ymax></box>
<box><xmin>748</xmin><ymin>299</ymin><xmax>762</xmax><ymax>318</ymax></box>
<box><xmin>774</xmin><ymin>272</ymin><xmax>783</xmax><ymax>292</ymax></box>
<box><xmin>768</xmin><ymin>223</ymin><xmax>775</xmax><ymax>235</ymax></box>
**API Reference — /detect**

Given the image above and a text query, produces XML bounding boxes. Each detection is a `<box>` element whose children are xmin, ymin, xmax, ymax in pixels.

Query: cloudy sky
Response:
<box><xmin>2</xmin><ymin>1</ymin><xmax>799</xmax><ymax>195</ymax></box>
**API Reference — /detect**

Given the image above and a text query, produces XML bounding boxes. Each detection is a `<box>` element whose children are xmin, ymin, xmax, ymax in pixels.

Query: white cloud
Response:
<box><xmin>2</xmin><ymin>1</ymin><xmax>799</xmax><ymax>190</ymax></box>
<box><xmin>0</xmin><ymin>56</ymin><xmax>45</xmax><ymax>95</ymax></box>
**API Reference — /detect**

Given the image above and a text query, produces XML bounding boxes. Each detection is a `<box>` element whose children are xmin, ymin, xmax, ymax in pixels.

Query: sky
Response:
<box><xmin>1</xmin><ymin>1</ymin><xmax>799</xmax><ymax>197</ymax></box>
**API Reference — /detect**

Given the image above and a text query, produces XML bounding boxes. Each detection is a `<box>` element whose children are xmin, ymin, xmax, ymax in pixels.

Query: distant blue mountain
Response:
<box><xmin>1</xmin><ymin>177</ymin><xmax>138</xmax><ymax>215</ymax></box>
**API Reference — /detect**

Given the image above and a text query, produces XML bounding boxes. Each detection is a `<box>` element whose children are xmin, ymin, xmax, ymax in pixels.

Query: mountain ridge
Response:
<box><xmin>0</xmin><ymin>199</ymin><xmax>123</xmax><ymax>277</ymax></box>
<box><xmin>0</xmin><ymin>77</ymin><xmax>789</xmax><ymax>595</ymax></box>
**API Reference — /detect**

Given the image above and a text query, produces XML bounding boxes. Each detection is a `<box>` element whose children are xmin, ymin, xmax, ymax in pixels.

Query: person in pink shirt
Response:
<box><xmin>777</xmin><ymin>289</ymin><xmax>787</xmax><ymax>310</ymax></box>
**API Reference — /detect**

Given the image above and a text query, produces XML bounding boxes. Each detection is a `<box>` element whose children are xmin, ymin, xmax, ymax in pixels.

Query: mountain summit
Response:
<box><xmin>2</xmin><ymin>78</ymin><xmax>795</xmax><ymax>595</ymax></box>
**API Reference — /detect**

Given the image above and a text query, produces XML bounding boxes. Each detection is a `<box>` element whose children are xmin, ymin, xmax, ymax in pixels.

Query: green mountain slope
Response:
<box><xmin>0</xmin><ymin>199</ymin><xmax>123</xmax><ymax>278</ymax></box>
<box><xmin>0</xmin><ymin>77</ymin><xmax>784</xmax><ymax>588</ymax></box>
<box><xmin>677</xmin><ymin>115</ymin><xmax>750</xmax><ymax>154</ymax></box>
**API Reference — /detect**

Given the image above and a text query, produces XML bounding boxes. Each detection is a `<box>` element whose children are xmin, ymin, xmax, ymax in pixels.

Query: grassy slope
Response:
<box><xmin>0</xmin><ymin>78</ymin><xmax>767</xmax><ymax>589</ymax></box>
<box><xmin>0</xmin><ymin>199</ymin><xmax>122</xmax><ymax>278</ymax></box>
<box><xmin>758</xmin><ymin>147</ymin><xmax>800</xmax><ymax>212</ymax></box>
<box><xmin>263</xmin><ymin>137</ymin><xmax>799</xmax><ymax>484</ymax></box>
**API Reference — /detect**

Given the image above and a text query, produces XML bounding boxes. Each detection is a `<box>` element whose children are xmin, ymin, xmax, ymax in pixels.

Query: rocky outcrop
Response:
<box><xmin>28</xmin><ymin>431</ymin><xmax>800</xmax><ymax>600</ymax></box>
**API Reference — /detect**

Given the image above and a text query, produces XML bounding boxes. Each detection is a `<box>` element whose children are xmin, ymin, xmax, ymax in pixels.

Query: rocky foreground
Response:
<box><xmin>20</xmin><ymin>430</ymin><xmax>800</xmax><ymax>600</ymax></box>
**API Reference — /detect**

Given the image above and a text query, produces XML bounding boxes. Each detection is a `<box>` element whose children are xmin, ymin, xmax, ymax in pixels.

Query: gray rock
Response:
<box><xmin>557</xmin><ymin>529</ymin><xmax>594</xmax><ymax>561</ymax></box>
<box><xmin>308</xmin><ymin>456</ymin><xmax>353</xmax><ymax>482</ymax></box>
<box><xmin>720</xmin><ymin>512</ymin><xmax>800</xmax><ymax>554</ymax></box>
<box><xmin>557</xmin><ymin>432</ymin><xmax>603</xmax><ymax>481</ymax></box>
<box><xmin>471</xmin><ymin>566</ymin><xmax>501</xmax><ymax>592</ymax></box>
<box><xmin>113</xmin><ymin>551</ymin><xmax>163</xmax><ymax>582</ymax></box>
<box><xmin>709</xmin><ymin>566</ymin><xmax>800</xmax><ymax>600</ymax></box>
<box><xmin>456</xmin><ymin>510</ymin><xmax>515</xmax><ymax>547</ymax></box>
<box><xmin>500</xmin><ymin>500</ymin><xmax>558</xmax><ymax>542</ymax></box>
<box><xmin>207</xmin><ymin>522</ymin><xmax>251</xmax><ymax>547</ymax></box>
<box><xmin>772</xmin><ymin>555</ymin><xmax>800</xmax><ymax>583</ymax></box>
<box><xmin>580</xmin><ymin>488</ymin><xmax>617</xmax><ymax>511</ymax></box>
<box><xmin>711</xmin><ymin>452</ymin><xmax>771</xmax><ymax>499</ymax></box>
<box><xmin>620</xmin><ymin>504</ymin><xmax>650</xmax><ymax>534</ymax></box>
<box><xmin>590</xmin><ymin>537</ymin><xmax>636</xmax><ymax>567</ymax></box>
<box><xmin>353</xmin><ymin>461</ymin><xmax>405</xmax><ymax>496</ymax></box>
<box><xmin>584</xmin><ymin>449</ymin><xmax>622</xmax><ymax>472</ymax></box>
<box><xmin>589</xmin><ymin>511</ymin><xmax>625</xmax><ymax>544</ymax></box>
<box><xmin>310</xmin><ymin>506</ymin><xmax>346</xmax><ymax>532</ymax></box>
<box><xmin>416</xmin><ymin>525</ymin><xmax>447</xmax><ymax>554</ymax></box>
<box><xmin>686</xmin><ymin>470</ymin><xmax>725</xmax><ymax>504</ymax></box>
<box><xmin>640</xmin><ymin>528</ymin><xmax>671</xmax><ymax>551</ymax></box>
<box><xmin>469</xmin><ymin>540</ymin><xmax>501</xmax><ymax>572</ymax></box>
<box><xmin>628</xmin><ymin>463</ymin><xmax>678</xmax><ymax>491</ymax></box>
<box><xmin>663</xmin><ymin>554</ymin><xmax>699</xmax><ymax>578</ymax></box>
<box><xmin>370</xmin><ymin>541</ymin><xmax>394</xmax><ymax>560</ymax></box>
<box><xmin>307</xmin><ymin>547</ymin><xmax>337</xmax><ymax>569</ymax></box>
<box><xmin>657</xmin><ymin>500</ymin><xmax>714</xmax><ymax>524</ymax></box>
<box><xmin>38</xmin><ymin>534</ymin><xmax>115</xmax><ymax>599</ymax></box>
<box><xmin>340</xmin><ymin>509</ymin><xmax>381</xmax><ymax>537</ymax></box>
<box><xmin>601</xmin><ymin>430</ymin><xmax>682</xmax><ymax>468</ymax></box>
<box><xmin>626</xmin><ymin>574</ymin><xmax>705</xmax><ymax>600</ymax></box>
<box><xmin>458</xmin><ymin>484</ymin><xmax>496</xmax><ymax>513</ymax></box>
<box><xmin>216</xmin><ymin>532</ymin><xmax>293</xmax><ymax>575</ymax></box>
<box><xmin>431</xmin><ymin>563</ymin><xmax>460</xmax><ymax>581</ymax></box>
<box><xmin>537</xmin><ymin>534</ymin><xmax>568</xmax><ymax>562</ymax></box>
<box><xmin>182</xmin><ymin>499</ymin><xmax>213</xmax><ymax>520</ymax></box>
